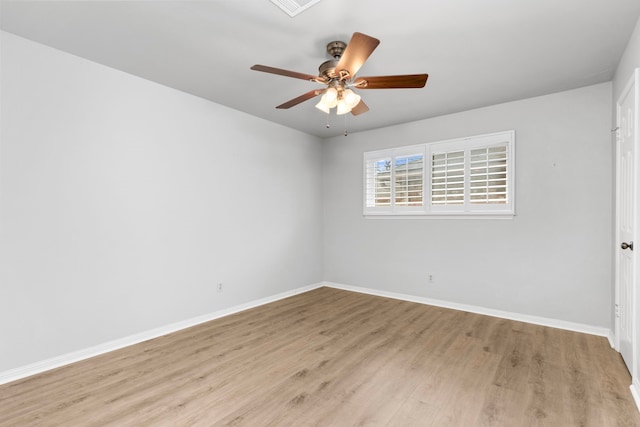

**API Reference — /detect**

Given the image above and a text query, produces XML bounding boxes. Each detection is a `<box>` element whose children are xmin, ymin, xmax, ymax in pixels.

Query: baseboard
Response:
<box><xmin>0</xmin><ymin>282</ymin><xmax>324</xmax><ymax>385</ymax></box>
<box><xmin>607</xmin><ymin>330</ymin><xmax>616</xmax><ymax>349</ymax></box>
<box><xmin>323</xmin><ymin>282</ymin><xmax>612</xmax><ymax>338</ymax></box>
<box><xmin>0</xmin><ymin>281</ymin><xmax>614</xmax><ymax>386</ymax></box>
<box><xmin>631</xmin><ymin>381</ymin><xmax>640</xmax><ymax>413</ymax></box>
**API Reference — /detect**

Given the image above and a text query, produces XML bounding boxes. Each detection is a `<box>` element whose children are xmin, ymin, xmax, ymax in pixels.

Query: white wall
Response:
<box><xmin>0</xmin><ymin>26</ymin><xmax>622</xmax><ymax>376</ymax></box>
<box><xmin>0</xmin><ymin>32</ymin><xmax>324</xmax><ymax>372</ymax></box>
<box><xmin>323</xmin><ymin>83</ymin><xmax>613</xmax><ymax>328</ymax></box>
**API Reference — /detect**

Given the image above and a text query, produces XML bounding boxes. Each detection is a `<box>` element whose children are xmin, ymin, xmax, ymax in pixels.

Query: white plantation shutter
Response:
<box><xmin>364</xmin><ymin>131</ymin><xmax>514</xmax><ymax>216</ymax></box>
<box><xmin>364</xmin><ymin>146</ymin><xmax>425</xmax><ymax>213</ymax></box>
<box><xmin>469</xmin><ymin>144</ymin><xmax>508</xmax><ymax>204</ymax></box>
<box><xmin>394</xmin><ymin>154</ymin><xmax>424</xmax><ymax>207</ymax></box>
<box><xmin>365</xmin><ymin>157</ymin><xmax>392</xmax><ymax>208</ymax></box>
<box><xmin>431</xmin><ymin>150</ymin><xmax>465</xmax><ymax>205</ymax></box>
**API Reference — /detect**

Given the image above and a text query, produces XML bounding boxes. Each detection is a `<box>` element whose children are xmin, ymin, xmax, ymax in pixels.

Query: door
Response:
<box><xmin>616</xmin><ymin>68</ymin><xmax>639</xmax><ymax>375</ymax></box>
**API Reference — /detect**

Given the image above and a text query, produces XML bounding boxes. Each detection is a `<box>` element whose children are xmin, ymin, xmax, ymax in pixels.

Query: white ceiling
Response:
<box><xmin>1</xmin><ymin>0</ymin><xmax>639</xmax><ymax>138</ymax></box>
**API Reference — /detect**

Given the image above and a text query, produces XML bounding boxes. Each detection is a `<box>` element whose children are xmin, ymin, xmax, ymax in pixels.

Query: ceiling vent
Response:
<box><xmin>270</xmin><ymin>0</ymin><xmax>323</xmax><ymax>17</ymax></box>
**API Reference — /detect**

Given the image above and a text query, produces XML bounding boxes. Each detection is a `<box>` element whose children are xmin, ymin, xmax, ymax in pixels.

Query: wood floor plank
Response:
<box><xmin>492</xmin><ymin>329</ymin><xmax>533</xmax><ymax>393</ymax></box>
<box><xmin>520</xmin><ymin>329</ymin><xmax>565</xmax><ymax>425</ymax></box>
<box><xmin>386</xmin><ymin>396</ymin><xmax>440</xmax><ymax>427</ymax></box>
<box><xmin>1</xmin><ymin>287</ymin><xmax>638</xmax><ymax>426</ymax></box>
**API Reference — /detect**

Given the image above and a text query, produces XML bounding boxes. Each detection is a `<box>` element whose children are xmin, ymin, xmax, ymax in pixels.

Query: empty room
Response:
<box><xmin>2</xmin><ymin>1</ymin><xmax>640</xmax><ymax>425</ymax></box>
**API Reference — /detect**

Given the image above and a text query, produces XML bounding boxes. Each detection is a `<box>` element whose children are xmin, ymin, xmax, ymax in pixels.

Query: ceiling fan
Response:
<box><xmin>250</xmin><ymin>32</ymin><xmax>428</xmax><ymax>116</ymax></box>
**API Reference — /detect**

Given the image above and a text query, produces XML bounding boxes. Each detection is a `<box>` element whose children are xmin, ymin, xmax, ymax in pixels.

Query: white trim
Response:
<box><xmin>608</xmin><ymin>330</ymin><xmax>616</xmax><ymax>349</ymax></box>
<box><xmin>0</xmin><ymin>281</ymin><xmax>615</xmax><ymax>386</ymax></box>
<box><xmin>364</xmin><ymin>213</ymin><xmax>515</xmax><ymax>220</ymax></box>
<box><xmin>0</xmin><ymin>282</ymin><xmax>324</xmax><ymax>385</ymax></box>
<box><xmin>363</xmin><ymin>130</ymin><xmax>515</xmax><ymax>217</ymax></box>
<box><xmin>323</xmin><ymin>281</ymin><xmax>612</xmax><ymax>338</ymax></box>
<box><xmin>631</xmin><ymin>380</ymin><xmax>640</xmax><ymax>413</ymax></box>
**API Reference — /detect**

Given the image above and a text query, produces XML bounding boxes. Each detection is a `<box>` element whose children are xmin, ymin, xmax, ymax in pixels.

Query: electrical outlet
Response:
<box><xmin>428</xmin><ymin>274</ymin><xmax>433</xmax><ymax>283</ymax></box>
<box><xmin>217</xmin><ymin>283</ymin><xmax>223</xmax><ymax>293</ymax></box>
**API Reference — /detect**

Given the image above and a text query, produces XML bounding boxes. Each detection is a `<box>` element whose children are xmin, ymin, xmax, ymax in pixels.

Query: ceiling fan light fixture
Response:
<box><xmin>324</xmin><ymin>87</ymin><xmax>338</xmax><ymax>105</ymax></box>
<box><xmin>336</xmin><ymin>99</ymin><xmax>351</xmax><ymax>115</ymax></box>
<box><xmin>250</xmin><ymin>32</ymin><xmax>428</xmax><ymax>119</ymax></box>
<box><xmin>343</xmin><ymin>89</ymin><xmax>361</xmax><ymax>109</ymax></box>
<box><xmin>315</xmin><ymin>99</ymin><xmax>330</xmax><ymax>114</ymax></box>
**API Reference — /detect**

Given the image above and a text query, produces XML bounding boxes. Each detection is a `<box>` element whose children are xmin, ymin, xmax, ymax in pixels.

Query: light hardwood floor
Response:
<box><xmin>1</xmin><ymin>287</ymin><xmax>639</xmax><ymax>426</ymax></box>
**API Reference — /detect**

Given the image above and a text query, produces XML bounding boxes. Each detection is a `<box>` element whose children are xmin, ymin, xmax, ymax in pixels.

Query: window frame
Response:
<box><xmin>363</xmin><ymin>130</ymin><xmax>515</xmax><ymax>218</ymax></box>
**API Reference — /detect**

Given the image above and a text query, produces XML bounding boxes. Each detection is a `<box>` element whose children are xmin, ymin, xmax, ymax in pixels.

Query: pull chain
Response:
<box><xmin>344</xmin><ymin>113</ymin><xmax>348</xmax><ymax>136</ymax></box>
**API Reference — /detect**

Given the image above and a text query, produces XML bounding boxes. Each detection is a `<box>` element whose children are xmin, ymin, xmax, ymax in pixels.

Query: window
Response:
<box><xmin>365</xmin><ymin>145</ymin><xmax>426</xmax><ymax>214</ymax></box>
<box><xmin>364</xmin><ymin>131</ymin><xmax>514</xmax><ymax>217</ymax></box>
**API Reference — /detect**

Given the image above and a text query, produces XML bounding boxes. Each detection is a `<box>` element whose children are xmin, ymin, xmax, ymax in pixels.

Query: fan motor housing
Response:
<box><xmin>319</xmin><ymin>59</ymin><xmax>339</xmax><ymax>80</ymax></box>
<box><xmin>320</xmin><ymin>41</ymin><xmax>347</xmax><ymax>80</ymax></box>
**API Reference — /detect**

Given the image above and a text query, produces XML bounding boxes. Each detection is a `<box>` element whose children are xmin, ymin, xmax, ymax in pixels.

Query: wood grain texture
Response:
<box><xmin>1</xmin><ymin>287</ymin><xmax>638</xmax><ymax>426</ymax></box>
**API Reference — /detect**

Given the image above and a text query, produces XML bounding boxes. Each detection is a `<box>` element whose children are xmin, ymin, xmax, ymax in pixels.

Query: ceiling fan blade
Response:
<box><xmin>350</xmin><ymin>99</ymin><xmax>369</xmax><ymax>116</ymax></box>
<box><xmin>353</xmin><ymin>74</ymin><xmax>429</xmax><ymax>89</ymax></box>
<box><xmin>276</xmin><ymin>89</ymin><xmax>324</xmax><ymax>109</ymax></box>
<box><xmin>251</xmin><ymin>64</ymin><xmax>318</xmax><ymax>81</ymax></box>
<box><xmin>335</xmin><ymin>32</ymin><xmax>380</xmax><ymax>79</ymax></box>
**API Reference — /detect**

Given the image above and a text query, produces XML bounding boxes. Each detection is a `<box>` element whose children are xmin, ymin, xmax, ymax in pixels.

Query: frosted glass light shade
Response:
<box><xmin>336</xmin><ymin>99</ymin><xmax>350</xmax><ymax>115</ymax></box>
<box><xmin>324</xmin><ymin>87</ymin><xmax>338</xmax><ymax>106</ymax></box>
<box><xmin>343</xmin><ymin>89</ymin><xmax>361</xmax><ymax>109</ymax></box>
<box><xmin>315</xmin><ymin>98</ymin><xmax>330</xmax><ymax>113</ymax></box>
